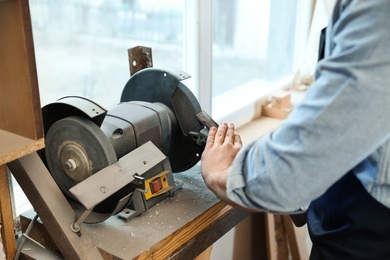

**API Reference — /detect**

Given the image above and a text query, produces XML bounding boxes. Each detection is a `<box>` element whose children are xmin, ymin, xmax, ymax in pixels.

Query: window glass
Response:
<box><xmin>29</xmin><ymin>0</ymin><xmax>184</xmax><ymax>108</ymax></box>
<box><xmin>212</xmin><ymin>0</ymin><xmax>297</xmax><ymax>97</ymax></box>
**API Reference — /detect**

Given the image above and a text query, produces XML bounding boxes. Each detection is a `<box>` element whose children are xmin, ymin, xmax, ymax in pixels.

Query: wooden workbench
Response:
<box><xmin>18</xmin><ymin>163</ymin><xmax>248</xmax><ymax>260</ymax></box>
<box><xmin>11</xmin><ymin>151</ymin><xmax>253</xmax><ymax>259</ymax></box>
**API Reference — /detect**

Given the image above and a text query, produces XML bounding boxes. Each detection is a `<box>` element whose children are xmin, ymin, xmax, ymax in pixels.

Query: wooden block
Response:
<box><xmin>0</xmin><ymin>130</ymin><xmax>44</xmax><ymax>166</ymax></box>
<box><xmin>271</xmin><ymin>90</ymin><xmax>291</xmax><ymax>109</ymax></box>
<box><xmin>262</xmin><ymin>90</ymin><xmax>293</xmax><ymax>119</ymax></box>
<box><xmin>262</xmin><ymin>102</ymin><xmax>293</xmax><ymax>120</ymax></box>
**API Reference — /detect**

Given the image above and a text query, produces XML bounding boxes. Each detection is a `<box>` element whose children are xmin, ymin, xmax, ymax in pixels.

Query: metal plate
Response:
<box><xmin>120</xmin><ymin>68</ymin><xmax>204</xmax><ymax>173</ymax></box>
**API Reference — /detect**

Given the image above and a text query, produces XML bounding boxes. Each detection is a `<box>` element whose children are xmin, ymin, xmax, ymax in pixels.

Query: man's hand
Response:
<box><xmin>201</xmin><ymin>123</ymin><xmax>242</xmax><ymax>202</ymax></box>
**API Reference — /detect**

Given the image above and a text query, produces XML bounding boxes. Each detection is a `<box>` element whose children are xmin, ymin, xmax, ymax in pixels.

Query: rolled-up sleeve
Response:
<box><xmin>226</xmin><ymin>0</ymin><xmax>390</xmax><ymax>213</ymax></box>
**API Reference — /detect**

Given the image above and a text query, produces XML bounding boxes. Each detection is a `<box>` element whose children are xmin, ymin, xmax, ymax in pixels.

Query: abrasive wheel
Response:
<box><xmin>45</xmin><ymin>116</ymin><xmax>118</xmax><ymax>216</ymax></box>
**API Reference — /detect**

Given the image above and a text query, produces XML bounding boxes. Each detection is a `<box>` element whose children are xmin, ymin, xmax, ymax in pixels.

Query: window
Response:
<box><xmin>182</xmin><ymin>0</ymin><xmax>311</xmax><ymax>125</ymax></box>
<box><xmin>212</xmin><ymin>0</ymin><xmax>298</xmax><ymax>96</ymax></box>
<box><xmin>210</xmin><ymin>0</ymin><xmax>312</xmax><ymax>125</ymax></box>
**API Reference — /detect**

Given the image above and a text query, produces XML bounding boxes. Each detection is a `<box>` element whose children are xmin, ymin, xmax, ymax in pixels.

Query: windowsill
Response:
<box><xmin>212</xmin><ymin>76</ymin><xmax>305</xmax><ymax>129</ymax></box>
<box><xmin>234</xmin><ymin>86</ymin><xmax>307</xmax><ymax>143</ymax></box>
<box><xmin>237</xmin><ymin>116</ymin><xmax>282</xmax><ymax>143</ymax></box>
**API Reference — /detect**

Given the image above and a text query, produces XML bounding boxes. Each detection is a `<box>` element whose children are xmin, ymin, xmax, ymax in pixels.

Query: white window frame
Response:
<box><xmin>183</xmin><ymin>0</ymin><xmax>213</xmax><ymax>114</ymax></box>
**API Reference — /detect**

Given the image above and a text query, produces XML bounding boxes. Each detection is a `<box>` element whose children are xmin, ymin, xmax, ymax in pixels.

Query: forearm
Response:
<box><xmin>203</xmin><ymin>167</ymin><xmax>258</xmax><ymax>212</ymax></box>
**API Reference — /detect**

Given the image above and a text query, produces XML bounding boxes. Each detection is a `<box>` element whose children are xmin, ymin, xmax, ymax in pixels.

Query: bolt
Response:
<box><xmin>100</xmin><ymin>186</ymin><xmax>107</xmax><ymax>194</ymax></box>
<box><xmin>64</xmin><ymin>159</ymin><xmax>76</xmax><ymax>171</ymax></box>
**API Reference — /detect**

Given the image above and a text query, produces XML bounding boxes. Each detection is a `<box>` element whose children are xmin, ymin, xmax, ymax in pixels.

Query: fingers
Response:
<box><xmin>234</xmin><ymin>133</ymin><xmax>243</xmax><ymax>148</ymax></box>
<box><xmin>205</xmin><ymin>126</ymin><xmax>217</xmax><ymax>150</ymax></box>
<box><xmin>215</xmin><ymin>123</ymin><xmax>228</xmax><ymax>145</ymax></box>
<box><xmin>207</xmin><ymin>122</ymin><xmax>241</xmax><ymax>148</ymax></box>
<box><xmin>224</xmin><ymin>123</ymin><xmax>236</xmax><ymax>145</ymax></box>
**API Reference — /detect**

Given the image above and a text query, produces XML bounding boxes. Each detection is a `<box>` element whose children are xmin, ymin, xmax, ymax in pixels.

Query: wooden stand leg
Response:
<box><xmin>7</xmin><ymin>153</ymin><xmax>103</xmax><ymax>260</ymax></box>
<box><xmin>265</xmin><ymin>213</ymin><xmax>311</xmax><ymax>260</ymax></box>
<box><xmin>0</xmin><ymin>164</ymin><xmax>16</xmax><ymax>260</ymax></box>
<box><xmin>283</xmin><ymin>215</ymin><xmax>310</xmax><ymax>260</ymax></box>
<box><xmin>194</xmin><ymin>246</ymin><xmax>213</xmax><ymax>260</ymax></box>
<box><xmin>275</xmin><ymin>215</ymin><xmax>290</xmax><ymax>259</ymax></box>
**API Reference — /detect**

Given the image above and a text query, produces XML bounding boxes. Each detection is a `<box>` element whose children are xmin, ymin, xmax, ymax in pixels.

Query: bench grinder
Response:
<box><xmin>41</xmin><ymin>68</ymin><xmax>215</xmax><ymax>224</ymax></box>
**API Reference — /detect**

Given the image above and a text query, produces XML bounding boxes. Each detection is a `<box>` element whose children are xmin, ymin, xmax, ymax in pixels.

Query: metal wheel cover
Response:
<box><xmin>120</xmin><ymin>68</ymin><xmax>204</xmax><ymax>172</ymax></box>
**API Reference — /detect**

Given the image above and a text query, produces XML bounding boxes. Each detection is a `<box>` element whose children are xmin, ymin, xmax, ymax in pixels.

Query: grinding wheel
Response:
<box><xmin>121</xmin><ymin>68</ymin><xmax>204</xmax><ymax>172</ymax></box>
<box><xmin>45</xmin><ymin>116</ymin><xmax>118</xmax><ymax>210</ymax></box>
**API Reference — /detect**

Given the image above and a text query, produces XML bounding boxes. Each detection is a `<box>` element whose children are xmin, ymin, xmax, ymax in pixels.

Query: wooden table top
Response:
<box><xmin>83</xmin><ymin>164</ymin><xmax>249</xmax><ymax>259</ymax></box>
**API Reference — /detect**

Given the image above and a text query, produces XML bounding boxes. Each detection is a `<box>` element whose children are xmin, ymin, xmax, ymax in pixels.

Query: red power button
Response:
<box><xmin>151</xmin><ymin>178</ymin><xmax>163</xmax><ymax>193</ymax></box>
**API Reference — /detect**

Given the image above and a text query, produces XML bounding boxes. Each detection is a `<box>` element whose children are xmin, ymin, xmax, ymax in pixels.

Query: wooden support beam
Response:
<box><xmin>7</xmin><ymin>153</ymin><xmax>103</xmax><ymax>260</ymax></box>
<box><xmin>0</xmin><ymin>165</ymin><xmax>16</xmax><ymax>260</ymax></box>
<box><xmin>0</xmin><ymin>0</ymin><xmax>43</xmax><ymax>140</ymax></box>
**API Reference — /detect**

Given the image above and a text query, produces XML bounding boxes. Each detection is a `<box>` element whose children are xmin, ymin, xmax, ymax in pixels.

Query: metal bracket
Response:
<box><xmin>128</xmin><ymin>46</ymin><xmax>153</xmax><ymax>76</ymax></box>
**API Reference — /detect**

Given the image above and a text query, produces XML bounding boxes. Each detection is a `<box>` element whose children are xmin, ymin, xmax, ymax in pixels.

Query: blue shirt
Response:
<box><xmin>227</xmin><ymin>0</ymin><xmax>390</xmax><ymax>214</ymax></box>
